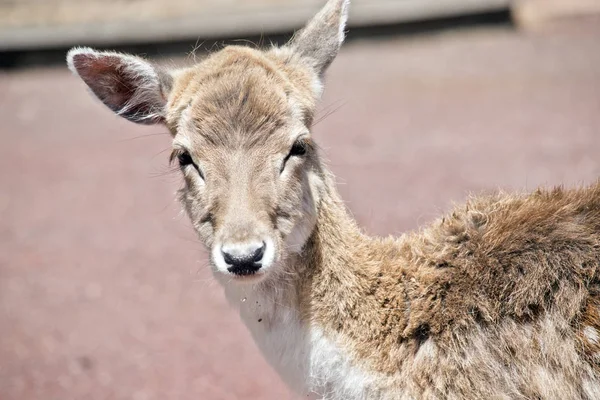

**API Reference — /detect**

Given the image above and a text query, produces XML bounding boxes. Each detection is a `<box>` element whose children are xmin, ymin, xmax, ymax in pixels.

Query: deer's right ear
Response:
<box><xmin>67</xmin><ymin>47</ymin><xmax>172</xmax><ymax>125</ymax></box>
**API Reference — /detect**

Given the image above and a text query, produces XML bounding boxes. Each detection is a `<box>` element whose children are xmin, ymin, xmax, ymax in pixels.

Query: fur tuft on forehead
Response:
<box><xmin>166</xmin><ymin>46</ymin><xmax>318</xmax><ymax>148</ymax></box>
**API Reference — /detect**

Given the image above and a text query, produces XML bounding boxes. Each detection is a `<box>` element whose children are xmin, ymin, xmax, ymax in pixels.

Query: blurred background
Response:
<box><xmin>1</xmin><ymin>0</ymin><xmax>599</xmax><ymax>399</ymax></box>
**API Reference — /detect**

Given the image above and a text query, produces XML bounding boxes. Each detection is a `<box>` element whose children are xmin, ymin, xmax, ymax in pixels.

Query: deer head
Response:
<box><xmin>67</xmin><ymin>0</ymin><xmax>350</xmax><ymax>283</ymax></box>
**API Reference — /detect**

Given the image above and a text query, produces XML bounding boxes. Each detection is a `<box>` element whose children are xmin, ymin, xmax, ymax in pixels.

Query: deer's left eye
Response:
<box><xmin>281</xmin><ymin>138</ymin><xmax>309</xmax><ymax>173</ymax></box>
<box><xmin>289</xmin><ymin>140</ymin><xmax>307</xmax><ymax>157</ymax></box>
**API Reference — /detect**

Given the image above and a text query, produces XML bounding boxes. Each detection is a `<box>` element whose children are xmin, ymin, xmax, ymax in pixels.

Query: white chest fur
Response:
<box><xmin>218</xmin><ymin>279</ymin><xmax>382</xmax><ymax>400</ymax></box>
<box><xmin>220</xmin><ymin>281</ymin><xmax>312</xmax><ymax>394</ymax></box>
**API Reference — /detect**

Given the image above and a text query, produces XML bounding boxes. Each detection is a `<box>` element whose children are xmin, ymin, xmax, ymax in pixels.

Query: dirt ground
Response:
<box><xmin>1</xmin><ymin>21</ymin><xmax>600</xmax><ymax>400</ymax></box>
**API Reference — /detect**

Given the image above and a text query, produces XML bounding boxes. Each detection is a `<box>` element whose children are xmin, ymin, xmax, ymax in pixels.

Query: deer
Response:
<box><xmin>66</xmin><ymin>0</ymin><xmax>600</xmax><ymax>398</ymax></box>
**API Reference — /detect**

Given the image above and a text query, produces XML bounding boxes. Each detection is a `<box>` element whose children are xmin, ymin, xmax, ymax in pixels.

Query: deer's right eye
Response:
<box><xmin>178</xmin><ymin>152</ymin><xmax>194</xmax><ymax>167</ymax></box>
<box><xmin>176</xmin><ymin>151</ymin><xmax>205</xmax><ymax>180</ymax></box>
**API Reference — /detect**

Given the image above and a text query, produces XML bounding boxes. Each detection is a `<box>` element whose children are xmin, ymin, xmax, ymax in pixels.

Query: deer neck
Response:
<box><xmin>289</xmin><ymin>168</ymin><xmax>368</xmax><ymax>314</ymax></box>
<box><xmin>217</xmin><ymin>168</ymin><xmax>387</xmax><ymax>396</ymax></box>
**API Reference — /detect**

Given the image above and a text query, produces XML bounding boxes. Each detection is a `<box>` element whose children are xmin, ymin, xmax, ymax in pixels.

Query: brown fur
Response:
<box><xmin>297</xmin><ymin>181</ymin><xmax>600</xmax><ymax>387</ymax></box>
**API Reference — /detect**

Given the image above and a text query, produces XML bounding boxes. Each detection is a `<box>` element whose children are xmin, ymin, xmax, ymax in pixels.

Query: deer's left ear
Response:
<box><xmin>67</xmin><ymin>47</ymin><xmax>172</xmax><ymax>125</ymax></box>
<box><xmin>288</xmin><ymin>0</ymin><xmax>350</xmax><ymax>76</ymax></box>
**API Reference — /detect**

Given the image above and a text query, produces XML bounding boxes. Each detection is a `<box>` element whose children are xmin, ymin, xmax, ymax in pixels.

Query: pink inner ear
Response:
<box><xmin>72</xmin><ymin>53</ymin><xmax>137</xmax><ymax>114</ymax></box>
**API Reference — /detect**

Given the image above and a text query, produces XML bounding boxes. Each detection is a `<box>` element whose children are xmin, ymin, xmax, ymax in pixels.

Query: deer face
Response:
<box><xmin>169</xmin><ymin>48</ymin><xmax>325</xmax><ymax>281</ymax></box>
<box><xmin>67</xmin><ymin>0</ymin><xmax>349</xmax><ymax>283</ymax></box>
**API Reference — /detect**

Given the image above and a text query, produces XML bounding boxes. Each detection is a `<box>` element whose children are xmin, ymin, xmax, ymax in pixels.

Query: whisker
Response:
<box><xmin>117</xmin><ymin>131</ymin><xmax>171</xmax><ymax>143</ymax></box>
<box><xmin>150</xmin><ymin>148</ymin><xmax>174</xmax><ymax>164</ymax></box>
<box><xmin>315</xmin><ymin>99</ymin><xmax>346</xmax><ymax>117</ymax></box>
<box><xmin>192</xmin><ymin>270</ymin><xmax>218</xmax><ymax>289</ymax></box>
<box><xmin>147</xmin><ymin>165</ymin><xmax>180</xmax><ymax>179</ymax></box>
<box><xmin>313</xmin><ymin>101</ymin><xmax>347</xmax><ymax>127</ymax></box>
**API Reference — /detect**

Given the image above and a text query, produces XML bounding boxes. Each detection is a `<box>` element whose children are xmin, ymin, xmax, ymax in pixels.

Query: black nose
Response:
<box><xmin>222</xmin><ymin>242</ymin><xmax>266</xmax><ymax>276</ymax></box>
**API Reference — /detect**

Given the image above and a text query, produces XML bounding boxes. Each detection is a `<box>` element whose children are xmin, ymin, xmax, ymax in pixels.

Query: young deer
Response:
<box><xmin>67</xmin><ymin>0</ymin><xmax>600</xmax><ymax>398</ymax></box>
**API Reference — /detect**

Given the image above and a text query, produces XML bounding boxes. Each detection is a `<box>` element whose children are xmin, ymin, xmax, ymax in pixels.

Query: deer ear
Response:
<box><xmin>288</xmin><ymin>0</ymin><xmax>350</xmax><ymax>75</ymax></box>
<box><xmin>66</xmin><ymin>47</ymin><xmax>172</xmax><ymax>125</ymax></box>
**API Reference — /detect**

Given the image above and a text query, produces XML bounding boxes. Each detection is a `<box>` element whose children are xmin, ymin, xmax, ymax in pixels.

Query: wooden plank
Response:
<box><xmin>0</xmin><ymin>0</ymin><xmax>509</xmax><ymax>51</ymax></box>
<box><xmin>512</xmin><ymin>0</ymin><xmax>600</xmax><ymax>30</ymax></box>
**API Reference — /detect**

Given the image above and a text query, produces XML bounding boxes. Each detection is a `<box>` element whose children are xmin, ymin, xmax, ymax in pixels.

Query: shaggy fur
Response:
<box><xmin>67</xmin><ymin>0</ymin><xmax>600</xmax><ymax>398</ymax></box>
<box><xmin>295</xmin><ymin>180</ymin><xmax>600</xmax><ymax>398</ymax></box>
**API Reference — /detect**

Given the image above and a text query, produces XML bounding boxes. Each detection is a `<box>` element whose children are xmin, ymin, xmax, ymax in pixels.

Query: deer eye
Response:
<box><xmin>178</xmin><ymin>152</ymin><xmax>194</xmax><ymax>167</ymax></box>
<box><xmin>289</xmin><ymin>140</ymin><xmax>307</xmax><ymax>157</ymax></box>
<box><xmin>177</xmin><ymin>151</ymin><xmax>204</xmax><ymax>180</ymax></box>
<box><xmin>281</xmin><ymin>139</ymin><xmax>308</xmax><ymax>173</ymax></box>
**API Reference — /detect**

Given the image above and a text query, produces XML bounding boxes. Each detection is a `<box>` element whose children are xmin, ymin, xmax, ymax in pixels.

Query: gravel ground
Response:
<box><xmin>1</xmin><ymin>21</ymin><xmax>599</xmax><ymax>400</ymax></box>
